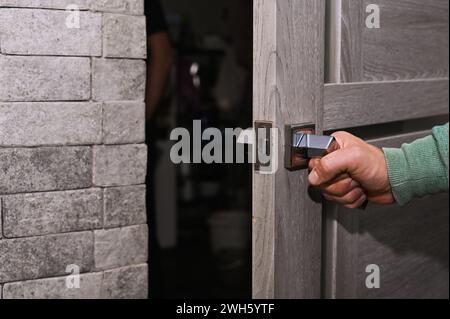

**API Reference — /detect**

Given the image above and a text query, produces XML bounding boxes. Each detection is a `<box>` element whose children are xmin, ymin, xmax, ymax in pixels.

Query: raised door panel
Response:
<box><xmin>362</xmin><ymin>0</ymin><xmax>449</xmax><ymax>81</ymax></box>
<box><xmin>330</xmin><ymin>0</ymin><xmax>449</xmax><ymax>83</ymax></box>
<box><xmin>325</xmin><ymin>133</ymin><xmax>449</xmax><ymax>299</ymax></box>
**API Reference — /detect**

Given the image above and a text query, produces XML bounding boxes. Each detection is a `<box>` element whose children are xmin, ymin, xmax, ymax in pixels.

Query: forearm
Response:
<box><xmin>383</xmin><ymin>123</ymin><xmax>449</xmax><ymax>205</ymax></box>
<box><xmin>146</xmin><ymin>60</ymin><xmax>171</xmax><ymax>119</ymax></box>
<box><xmin>145</xmin><ymin>33</ymin><xmax>173</xmax><ymax>120</ymax></box>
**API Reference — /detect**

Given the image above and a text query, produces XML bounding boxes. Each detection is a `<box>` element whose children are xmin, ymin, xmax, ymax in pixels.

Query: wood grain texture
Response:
<box><xmin>252</xmin><ymin>0</ymin><xmax>325</xmax><ymax>299</ymax></box>
<box><xmin>362</xmin><ymin>0</ymin><xmax>449</xmax><ymax>81</ymax></box>
<box><xmin>274</xmin><ymin>0</ymin><xmax>325</xmax><ymax>299</ymax></box>
<box><xmin>339</xmin><ymin>0</ymin><xmax>363</xmax><ymax>83</ymax></box>
<box><xmin>331</xmin><ymin>0</ymin><xmax>449</xmax><ymax>82</ymax></box>
<box><xmin>324</xmin><ymin>133</ymin><xmax>449</xmax><ymax>299</ymax></box>
<box><xmin>252</xmin><ymin>0</ymin><xmax>277</xmax><ymax>299</ymax></box>
<box><xmin>369</xmin><ymin>130</ymin><xmax>431</xmax><ymax>148</ymax></box>
<box><xmin>323</xmin><ymin>79</ymin><xmax>449</xmax><ymax>130</ymax></box>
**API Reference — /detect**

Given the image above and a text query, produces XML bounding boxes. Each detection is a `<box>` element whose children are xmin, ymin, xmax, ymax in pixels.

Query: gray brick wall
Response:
<box><xmin>0</xmin><ymin>0</ymin><xmax>148</xmax><ymax>299</ymax></box>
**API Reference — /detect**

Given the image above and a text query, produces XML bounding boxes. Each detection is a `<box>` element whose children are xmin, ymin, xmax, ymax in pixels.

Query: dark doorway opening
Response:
<box><xmin>148</xmin><ymin>0</ymin><xmax>253</xmax><ymax>299</ymax></box>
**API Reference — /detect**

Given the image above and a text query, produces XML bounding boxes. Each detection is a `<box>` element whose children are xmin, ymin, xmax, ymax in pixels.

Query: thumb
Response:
<box><xmin>308</xmin><ymin>148</ymin><xmax>358</xmax><ymax>186</ymax></box>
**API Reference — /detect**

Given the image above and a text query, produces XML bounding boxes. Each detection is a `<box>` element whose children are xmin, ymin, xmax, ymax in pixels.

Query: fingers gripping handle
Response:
<box><xmin>292</xmin><ymin>133</ymin><xmax>339</xmax><ymax>158</ymax></box>
<box><xmin>285</xmin><ymin>124</ymin><xmax>338</xmax><ymax>171</ymax></box>
<box><xmin>285</xmin><ymin>124</ymin><xmax>368</xmax><ymax>209</ymax></box>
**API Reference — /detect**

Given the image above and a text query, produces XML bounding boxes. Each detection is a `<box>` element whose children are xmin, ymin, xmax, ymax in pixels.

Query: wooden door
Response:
<box><xmin>253</xmin><ymin>0</ymin><xmax>449</xmax><ymax>299</ymax></box>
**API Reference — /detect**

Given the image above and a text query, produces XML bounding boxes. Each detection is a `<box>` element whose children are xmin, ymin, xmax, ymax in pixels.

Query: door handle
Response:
<box><xmin>293</xmin><ymin>132</ymin><xmax>338</xmax><ymax>157</ymax></box>
<box><xmin>286</xmin><ymin>123</ymin><xmax>368</xmax><ymax>209</ymax></box>
<box><xmin>285</xmin><ymin>123</ymin><xmax>338</xmax><ymax>171</ymax></box>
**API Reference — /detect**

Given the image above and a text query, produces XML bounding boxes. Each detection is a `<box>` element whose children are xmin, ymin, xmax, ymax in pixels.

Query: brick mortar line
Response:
<box><xmin>0</xmin><ymin>197</ymin><xmax>3</xmax><ymax>239</ymax></box>
<box><xmin>0</xmin><ymin>7</ymin><xmax>146</xmax><ymax>17</ymax></box>
<box><xmin>0</xmin><ymin>182</ymin><xmax>146</xmax><ymax>197</ymax></box>
<box><xmin>0</xmin><ymin>7</ymin><xmax>90</xmax><ymax>12</ymax></box>
<box><xmin>0</xmin><ymin>52</ymin><xmax>102</xmax><ymax>58</ymax></box>
<box><xmin>0</xmin><ymin>142</ymin><xmax>147</xmax><ymax>149</ymax></box>
<box><xmin>89</xmin><ymin>56</ymin><xmax>94</xmax><ymax>102</ymax></box>
<box><xmin>101</xmin><ymin>12</ymin><xmax>105</xmax><ymax>59</ymax></box>
<box><xmin>0</xmin><ymin>100</ymin><xmax>146</xmax><ymax>103</ymax></box>
<box><xmin>0</xmin><ymin>223</ymin><xmax>147</xmax><ymax>242</ymax></box>
<box><xmin>0</xmin><ymin>262</ymin><xmax>149</xmax><ymax>287</ymax></box>
<box><xmin>0</xmin><ymin>53</ymin><xmax>146</xmax><ymax>61</ymax></box>
<box><xmin>0</xmin><ymin>141</ymin><xmax>147</xmax><ymax>149</ymax></box>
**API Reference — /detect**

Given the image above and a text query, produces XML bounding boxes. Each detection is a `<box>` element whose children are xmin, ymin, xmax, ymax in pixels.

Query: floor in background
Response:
<box><xmin>158</xmin><ymin>208</ymin><xmax>251</xmax><ymax>299</ymax></box>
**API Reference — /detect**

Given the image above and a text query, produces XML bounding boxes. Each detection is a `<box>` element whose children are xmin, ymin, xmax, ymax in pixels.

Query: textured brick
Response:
<box><xmin>93</xmin><ymin>144</ymin><xmax>147</xmax><ymax>187</ymax></box>
<box><xmin>0</xmin><ymin>147</ymin><xmax>92</xmax><ymax>194</ymax></box>
<box><xmin>0</xmin><ymin>9</ymin><xmax>101</xmax><ymax>56</ymax></box>
<box><xmin>103</xmin><ymin>101</ymin><xmax>145</xmax><ymax>144</ymax></box>
<box><xmin>92</xmin><ymin>58</ymin><xmax>146</xmax><ymax>101</ymax></box>
<box><xmin>91</xmin><ymin>0</ymin><xmax>144</xmax><ymax>15</ymax></box>
<box><xmin>0</xmin><ymin>103</ymin><xmax>102</xmax><ymax>147</ymax></box>
<box><xmin>3</xmin><ymin>273</ymin><xmax>102</xmax><ymax>299</ymax></box>
<box><xmin>103</xmin><ymin>14</ymin><xmax>146</xmax><ymax>58</ymax></box>
<box><xmin>2</xmin><ymin>189</ymin><xmax>103</xmax><ymax>238</ymax></box>
<box><xmin>0</xmin><ymin>56</ymin><xmax>90</xmax><ymax>102</ymax></box>
<box><xmin>104</xmin><ymin>185</ymin><xmax>146</xmax><ymax>228</ymax></box>
<box><xmin>0</xmin><ymin>0</ymin><xmax>149</xmax><ymax>299</ymax></box>
<box><xmin>0</xmin><ymin>0</ymin><xmax>91</xmax><ymax>9</ymax></box>
<box><xmin>0</xmin><ymin>232</ymin><xmax>94</xmax><ymax>283</ymax></box>
<box><xmin>94</xmin><ymin>225</ymin><xmax>148</xmax><ymax>270</ymax></box>
<box><xmin>101</xmin><ymin>264</ymin><xmax>148</xmax><ymax>299</ymax></box>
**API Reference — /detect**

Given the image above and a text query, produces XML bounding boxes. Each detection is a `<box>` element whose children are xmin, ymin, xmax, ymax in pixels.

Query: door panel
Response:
<box><xmin>324</xmin><ymin>0</ymin><xmax>449</xmax><ymax>299</ymax></box>
<box><xmin>331</xmin><ymin>0</ymin><xmax>449</xmax><ymax>83</ymax></box>
<box><xmin>324</xmin><ymin>133</ymin><xmax>449</xmax><ymax>299</ymax></box>
<box><xmin>362</xmin><ymin>0</ymin><xmax>449</xmax><ymax>81</ymax></box>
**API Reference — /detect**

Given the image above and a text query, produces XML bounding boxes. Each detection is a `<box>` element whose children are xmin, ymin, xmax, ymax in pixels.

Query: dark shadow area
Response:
<box><xmin>147</xmin><ymin>0</ymin><xmax>253</xmax><ymax>299</ymax></box>
<box><xmin>324</xmin><ymin>115</ymin><xmax>450</xmax><ymax>141</ymax></box>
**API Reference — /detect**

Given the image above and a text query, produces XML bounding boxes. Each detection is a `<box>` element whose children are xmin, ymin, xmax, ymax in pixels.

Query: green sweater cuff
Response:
<box><xmin>383</xmin><ymin>148</ymin><xmax>412</xmax><ymax>205</ymax></box>
<box><xmin>383</xmin><ymin>131</ymin><xmax>449</xmax><ymax>206</ymax></box>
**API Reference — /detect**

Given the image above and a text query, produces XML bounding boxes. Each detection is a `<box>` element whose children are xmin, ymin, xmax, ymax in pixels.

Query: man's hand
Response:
<box><xmin>308</xmin><ymin>132</ymin><xmax>395</xmax><ymax>208</ymax></box>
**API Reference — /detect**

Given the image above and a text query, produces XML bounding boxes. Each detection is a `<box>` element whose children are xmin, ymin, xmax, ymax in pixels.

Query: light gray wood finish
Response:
<box><xmin>253</xmin><ymin>0</ymin><xmax>277</xmax><ymax>299</ymax></box>
<box><xmin>362</xmin><ymin>0</ymin><xmax>449</xmax><ymax>81</ymax></box>
<box><xmin>340</xmin><ymin>0</ymin><xmax>363</xmax><ymax>82</ymax></box>
<box><xmin>322</xmin><ymin>0</ymin><xmax>449</xmax><ymax>299</ymax></box>
<box><xmin>324</xmin><ymin>133</ymin><xmax>449</xmax><ymax>299</ymax></box>
<box><xmin>253</xmin><ymin>0</ymin><xmax>325</xmax><ymax>298</ymax></box>
<box><xmin>255</xmin><ymin>0</ymin><xmax>448</xmax><ymax>299</ymax></box>
<box><xmin>327</xmin><ymin>0</ymin><xmax>364</xmax><ymax>83</ymax></box>
<box><xmin>369</xmin><ymin>130</ymin><xmax>430</xmax><ymax>148</ymax></box>
<box><xmin>323</xmin><ymin>79</ymin><xmax>449</xmax><ymax>130</ymax></box>
<box><xmin>329</xmin><ymin>0</ymin><xmax>449</xmax><ymax>83</ymax></box>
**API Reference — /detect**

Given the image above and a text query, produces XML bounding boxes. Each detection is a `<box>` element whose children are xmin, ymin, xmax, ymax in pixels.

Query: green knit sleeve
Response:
<box><xmin>383</xmin><ymin>123</ymin><xmax>449</xmax><ymax>206</ymax></box>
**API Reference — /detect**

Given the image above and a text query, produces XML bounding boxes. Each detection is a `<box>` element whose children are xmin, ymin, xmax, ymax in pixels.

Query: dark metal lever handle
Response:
<box><xmin>291</xmin><ymin>132</ymin><xmax>368</xmax><ymax>210</ymax></box>
<box><xmin>292</xmin><ymin>133</ymin><xmax>339</xmax><ymax>158</ymax></box>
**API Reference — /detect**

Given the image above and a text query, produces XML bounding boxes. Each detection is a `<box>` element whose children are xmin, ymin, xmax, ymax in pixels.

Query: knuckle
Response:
<box><xmin>309</xmin><ymin>158</ymin><xmax>319</xmax><ymax>170</ymax></box>
<box><xmin>332</xmin><ymin>131</ymin><xmax>349</xmax><ymax>140</ymax></box>
<box><xmin>349</xmin><ymin>146</ymin><xmax>365</xmax><ymax>163</ymax></box>
<box><xmin>329</xmin><ymin>184</ymin><xmax>347</xmax><ymax>196</ymax></box>
<box><xmin>346</xmin><ymin>188</ymin><xmax>363</xmax><ymax>203</ymax></box>
<box><xmin>320</xmin><ymin>157</ymin><xmax>333</xmax><ymax>174</ymax></box>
